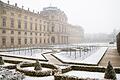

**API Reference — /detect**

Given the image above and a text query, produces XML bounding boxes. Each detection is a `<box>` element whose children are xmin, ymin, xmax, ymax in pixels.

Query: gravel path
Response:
<box><xmin>99</xmin><ymin>47</ymin><xmax>120</xmax><ymax>67</ymax></box>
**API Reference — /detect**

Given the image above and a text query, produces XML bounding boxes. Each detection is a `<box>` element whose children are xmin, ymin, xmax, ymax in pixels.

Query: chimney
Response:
<box><xmin>38</xmin><ymin>12</ymin><xmax>39</xmax><ymax>14</ymax></box>
<box><xmin>22</xmin><ymin>6</ymin><xmax>24</xmax><ymax>9</ymax></box>
<box><xmin>7</xmin><ymin>0</ymin><xmax>9</xmax><ymax>4</ymax></box>
<box><xmin>33</xmin><ymin>10</ymin><xmax>34</xmax><ymax>13</ymax></box>
<box><xmin>15</xmin><ymin>3</ymin><xmax>17</xmax><ymax>7</ymax></box>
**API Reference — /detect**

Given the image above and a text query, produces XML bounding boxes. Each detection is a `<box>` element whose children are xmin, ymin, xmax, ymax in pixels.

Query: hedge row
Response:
<box><xmin>16</xmin><ymin>62</ymin><xmax>61</xmax><ymax>77</ymax></box>
<box><xmin>55</xmin><ymin>65</ymin><xmax>120</xmax><ymax>80</ymax></box>
<box><xmin>54</xmin><ymin>74</ymin><xmax>100</xmax><ymax>80</ymax></box>
<box><xmin>61</xmin><ymin>65</ymin><xmax>120</xmax><ymax>74</ymax></box>
<box><xmin>61</xmin><ymin>66</ymin><xmax>72</xmax><ymax>73</ymax></box>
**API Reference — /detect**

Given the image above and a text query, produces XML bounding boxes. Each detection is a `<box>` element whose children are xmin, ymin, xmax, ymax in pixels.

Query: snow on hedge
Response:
<box><xmin>64</xmin><ymin>70</ymin><xmax>120</xmax><ymax>79</ymax></box>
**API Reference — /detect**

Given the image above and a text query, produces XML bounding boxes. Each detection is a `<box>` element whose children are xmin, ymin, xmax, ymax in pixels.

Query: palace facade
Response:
<box><xmin>0</xmin><ymin>1</ymin><xmax>84</xmax><ymax>48</ymax></box>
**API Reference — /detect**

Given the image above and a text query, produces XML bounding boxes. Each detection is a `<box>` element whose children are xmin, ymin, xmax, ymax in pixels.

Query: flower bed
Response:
<box><xmin>16</xmin><ymin>62</ymin><xmax>61</xmax><ymax>77</ymax></box>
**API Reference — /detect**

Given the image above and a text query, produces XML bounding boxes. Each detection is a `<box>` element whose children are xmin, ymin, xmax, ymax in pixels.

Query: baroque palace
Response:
<box><xmin>0</xmin><ymin>1</ymin><xmax>84</xmax><ymax>48</ymax></box>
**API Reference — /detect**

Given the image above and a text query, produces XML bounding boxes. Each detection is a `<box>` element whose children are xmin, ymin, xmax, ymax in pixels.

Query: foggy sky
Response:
<box><xmin>2</xmin><ymin>0</ymin><xmax>120</xmax><ymax>34</ymax></box>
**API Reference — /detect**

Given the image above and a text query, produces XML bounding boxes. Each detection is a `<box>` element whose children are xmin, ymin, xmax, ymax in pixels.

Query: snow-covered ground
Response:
<box><xmin>54</xmin><ymin>47</ymin><xmax>107</xmax><ymax>65</ymax></box>
<box><xmin>0</xmin><ymin>49</ymin><xmax>52</xmax><ymax>60</ymax></box>
<box><xmin>64</xmin><ymin>70</ymin><xmax>120</xmax><ymax>79</ymax></box>
<box><xmin>22</xmin><ymin>67</ymin><xmax>54</xmax><ymax>80</ymax></box>
<box><xmin>24</xmin><ymin>76</ymin><xmax>54</xmax><ymax>80</ymax></box>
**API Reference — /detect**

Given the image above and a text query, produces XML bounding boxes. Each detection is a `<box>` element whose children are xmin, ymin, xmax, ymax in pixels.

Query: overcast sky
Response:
<box><xmin>2</xmin><ymin>0</ymin><xmax>120</xmax><ymax>34</ymax></box>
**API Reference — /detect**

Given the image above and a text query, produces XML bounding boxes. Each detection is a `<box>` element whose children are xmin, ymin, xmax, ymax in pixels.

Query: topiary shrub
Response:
<box><xmin>0</xmin><ymin>56</ymin><xmax>4</xmax><ymax>65</ymax></box>
<box><xmin>34</xmin><ymin>59</ymin><xmax>42</xmax><ymax>71</ymax></box>
<box><xmin>104</xmin><ymin>61</ymin><xmax>116</xmax><ymax>80</ymax></box>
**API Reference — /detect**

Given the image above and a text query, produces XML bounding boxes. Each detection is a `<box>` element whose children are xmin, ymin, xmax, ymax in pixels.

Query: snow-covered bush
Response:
<box><xmin>104</xmin><ymin>61</ymin><xmax>116</xmax><ymax>80</ymax></box>
<box><xmin>0</xmin><ymin>66</ymin><xmax>24</xmax><ymax>80</ymax></box>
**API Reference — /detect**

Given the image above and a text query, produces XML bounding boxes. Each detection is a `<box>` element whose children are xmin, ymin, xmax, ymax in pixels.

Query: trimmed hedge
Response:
<box><xmin>16</xmin><ymin>62</ymin><xmax>61</xmax><ymax>77</ymax></box>
<box><xmin>54</xmin><ymin>74</ymin><xmax>100</xmax><ymax>80</ymax></box>
<box><xmin>55</xmin><ymin>65</ymin><xmax>120</xmax><ymax>80</ymax></box>
<box><xmin>62</xmin><ymin>65</ymin><xmax>120</xmax><ymax>73</ymax></box>
<box><xmin>61</xmin><ymin>66</ymin><xmax>72</xmax><ymax>73</ymax></box>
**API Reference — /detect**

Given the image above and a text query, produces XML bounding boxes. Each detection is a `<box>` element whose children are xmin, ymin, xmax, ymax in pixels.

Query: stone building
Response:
<box><xmin>0</xmin><ymin>1</ymin><xmax>84</xmax><ymax>48</ymax></box>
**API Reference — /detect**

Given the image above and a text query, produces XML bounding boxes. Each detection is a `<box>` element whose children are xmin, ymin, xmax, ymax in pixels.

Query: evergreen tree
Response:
<box><xmin>104</xmin><ymin>61</ymin><xmax>116</xmax><ymax>80</ymax></box>
<box><xmin>0</xmin><ymin>56</ymin><xmax>4</xmax><ymax>65</ymax></box>
<box><xmin>34</xmin><ymin>59</ymin><xmax>42</xmax><ymax>71</ymax></box>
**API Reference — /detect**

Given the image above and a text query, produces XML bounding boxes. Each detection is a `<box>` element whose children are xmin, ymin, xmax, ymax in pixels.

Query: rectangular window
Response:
<box><xmin>35</xmin><ymin>33</ymin><xmax>37</xmax><ymax>36</ymax></box>
<box><xmin>11</xmin><ymin>31</ymin><xmax>14</xmax><ymax>34</ymax></box>
<box><xmin>44</xmin><ymin>39</ymin><xmax>46</xmax><ymax>43</ymax></box>
<box><xmin>30</xmin><ymin>32</ymin><xmax>32</xmax><ymax>35</ymax></box>
<box><xmin>24</xmin><ymin>21</ymin><xmax>27</xmax><ymax>29</ymax></box>
<box><xmin>48</xmin><ymin>38</ymin><xmax>49</xmax><ymax>43</ymax></box>
<box><xmin>39</xmin><ymin>33</ymin><xmax>41</xmax><ymax>36</ymax></box>
<box><xmin>2</xmin><ymin>30</ymin><xmax>6</xmax><ymax>34</ymax></box>
<box><xmin>30</xmin><ymin>38</ymin><xmax>32</xmax><ymax>44</ymax></box>
<box><xmin>18</xmin><ymin>38</ymin><xmax>21</xmax><ymax>45</ymax></box>
<box><xmin>11</xmin><ymin>37</ymin><xmax>14</xmax><ymax>45</ymax></box>
<box><xmin>2</xmin><ymin>16</ymin><xmax>6</xmax><ymax>27</ymax></box>
<box><xmin>35</xmin><ymin>38</ymin><xmax>37</xmax><ymax>44</ymax></box>
<box><xmin>10</xmin><ymin>18</ymin><xmax>14</xmax><ymax>28</ymax></box>
<box><xmin>39</xmin><ymin>24</ymin><xmax>42</xmax><ymax>31</ymax></box>
<box><xmin>18</xmin><ymin>31</ymin><xmax>21</xmax><ymax>35</ymax></box>
<box><xmin>2</xmin><ymin>37</ymin><xmax>6</xmax><ymax>45</ymax></box>
<box><xmin>24</xmin><ymin>38</ymin><xmax>27</xmax><ymax>44</ymax></box>
<box><xmin>35</xmin><ymin>23</ymin><xmax>37</xmax><ymax>30</ymax></box>
<box><xmin>30</xmin><ymin>23</ymin><xmax>32</xmax><ymax>30</ymax></box>
<box><xmin>24</xmin><ymin>32</ymin><xmax>27</xmax><ymax>35</ymax></box>
<box><xmin>39</xmin><ymin>38</ymin><xmax>41</xmax><ymax>43</ymax></box>
<box><xmin>18</xmin><ymin>20</ymin><xmax>21</xmax><ymax>28</ymax></box>
<box><xmin>43</xmin><ymin>25</ymin><xmax>46</xmax><ymax>31</ymax></box>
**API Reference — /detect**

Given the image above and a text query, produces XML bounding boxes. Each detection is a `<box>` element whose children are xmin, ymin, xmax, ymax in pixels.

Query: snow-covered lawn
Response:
<box><xmin>24</xmin><ymin>76</ymin><xmax>54</xmax><ymax>80</ymax></box>
<box><xmin>0</xmin><ymin>49</ymin><xmax>52</xmax><ymax>60</ymax></box>
<box><xmin>54</xmin><ymin>47</ymin><xmax>107</xmax><ymax>65</ymax></box>
<box><xmin>64</xmin><ymin>70</ymin><xmax>120</xmax><ymax>79</ymax></box>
